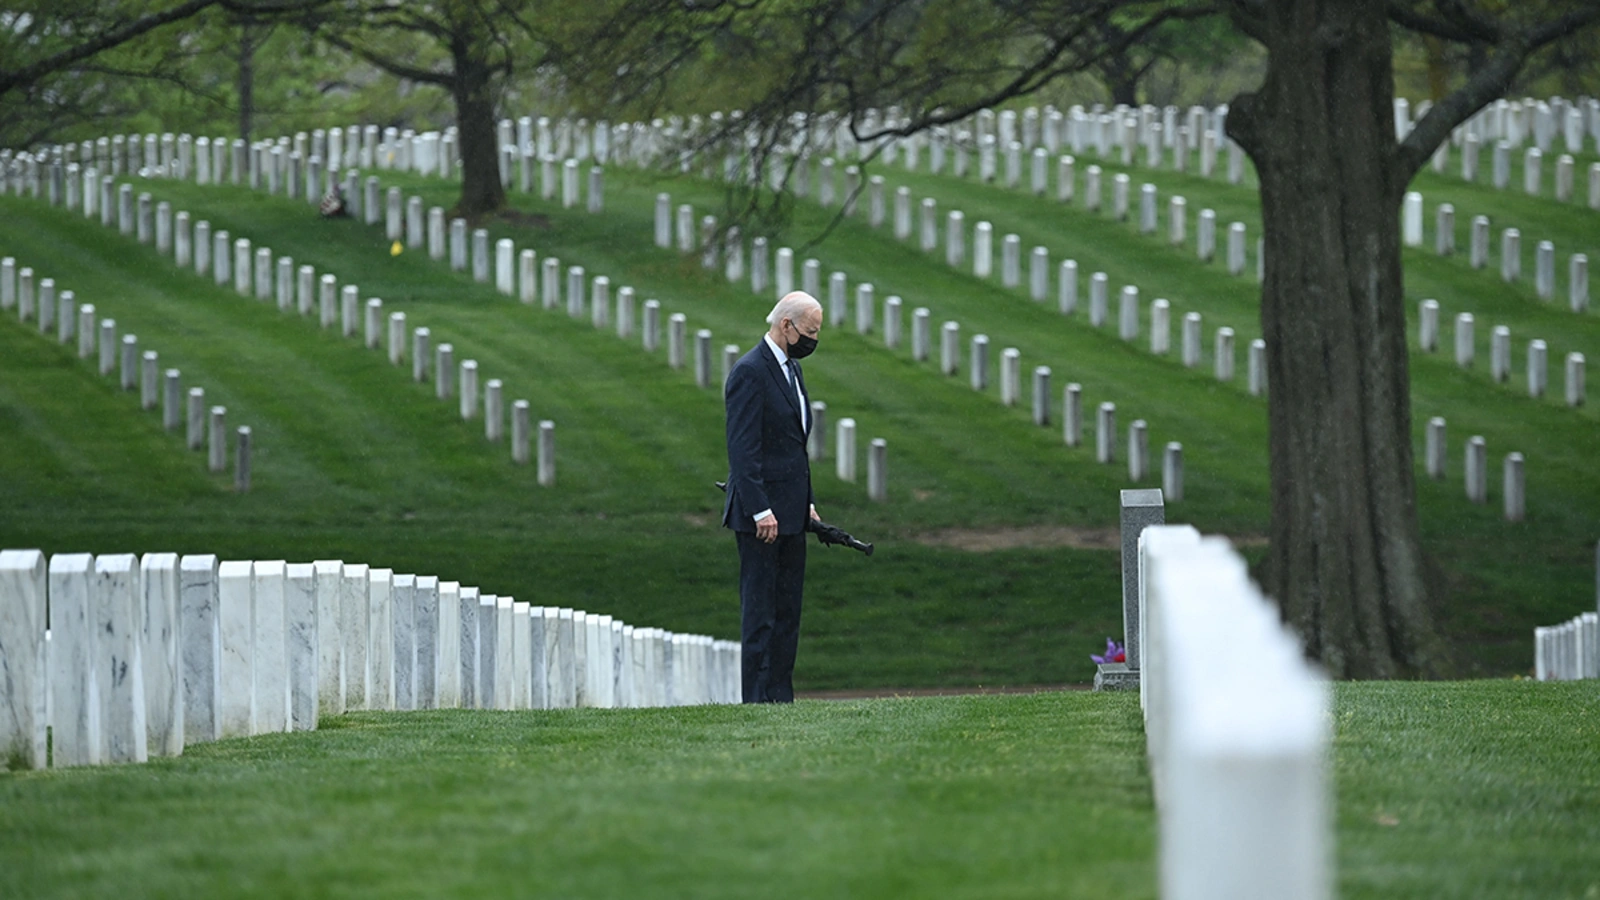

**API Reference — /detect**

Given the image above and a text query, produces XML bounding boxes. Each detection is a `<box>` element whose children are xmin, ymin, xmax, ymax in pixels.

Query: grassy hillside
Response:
<box><xmin>1</xmin><ymin>127</ymin><xmax>1596</xmax><ymax>681</ymax></box>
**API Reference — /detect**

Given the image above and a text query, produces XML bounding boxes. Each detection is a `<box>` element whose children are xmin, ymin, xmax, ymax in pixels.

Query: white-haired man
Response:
<box><xmin>722</xmin><ymin>291</ymin><xmax>824</xmax><ymax>703</ymax></box>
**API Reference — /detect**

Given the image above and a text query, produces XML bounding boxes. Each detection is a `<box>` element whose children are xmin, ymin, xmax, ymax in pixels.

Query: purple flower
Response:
<box><xmin>1091</xmin><ymin>638</ymin><xmax>1126</xmax><ymax>665</ymax></box>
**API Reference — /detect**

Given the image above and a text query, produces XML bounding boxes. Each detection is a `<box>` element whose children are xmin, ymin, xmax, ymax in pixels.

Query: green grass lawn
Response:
<box><xmin>0</xmin><ymin>683</ymin><xmax>1594</xmax><ymax>899</ymax></box>
<box><xmin>0</xmin><ymin>189</ymin><xmax>1128</xmax><ymax>690</ymax></box>
<box><xmin>1</xmin><ymin>131</ymin><xmax>1597</xmax><ymax>682</ymax></box>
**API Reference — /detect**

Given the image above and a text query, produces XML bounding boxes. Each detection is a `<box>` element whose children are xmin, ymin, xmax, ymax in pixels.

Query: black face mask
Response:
<box><xmin>786</xmin><ymin>321</ymin><xmax>818</xmax><ymax>359</ymax></box>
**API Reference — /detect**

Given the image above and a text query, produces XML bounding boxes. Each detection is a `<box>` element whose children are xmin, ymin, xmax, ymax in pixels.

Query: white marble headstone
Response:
<box><xmin>495</xmin><ymin>597</ymin><xmax>514</xmax><ymax>710</ymax></box>
<box><xmin>179</xmin><ymin>555</ymin><xmax>221</xmax><ymax>745</ymax></box>
<box><xmin>93</xmin><ymin>555</ymin><xmax>147</xmax><ymax>763</ymax></box>
<box><xmin>511</xmin><ymin>601</ymin><xmax>532</xmax><ymax>710</ymax></box>
<box><xmin>140</xmin><ymin>553</ymin><xmax>183</xmax><ymax>757</ymax></box>
<box><xmin>551</xmin><ymin>608</ymin><xmax>575</xmax><ymax>709</ymax></box>
<box><xmin>529</xmin><ymin>606</ymin><xmax>550</xmax><ymax>710</ymax></box>
<box><xmin>437</xmin><ymin>581</ymin><xmax>461</xmax><ymax>708</ymax></box>
<box><xmin>595</xmin><ymin>614</ymin><xmax>616</xmax><ymax>708</ymax></box>
<box><xmin>477</xmin><ymin>594</ymin><xmax>498</xmax><ymax>710</ymax></box>
<box><xmin>392</xmin><ymin>574</ymin><xmax>416</xmax><ymax>711</ymax></box>
<box><xmin>0</xmin><ymin>550</ymin><xmax>48</xmax><ymax>769</ymax></box>
<box><xmin>341</xmin><ymin>563</ymin><xmax>370</xmax><ymax>710</ymax></box>
<box><xmin>285</xmin><ymin>563</ymin><xmax>318</xmax><ymax>731</ymax></box>
<box><xmin>218</xmin><ymin>560</ymin><xmax>256</xmax><ymax>738</ymax></box>
<box><xmin>586</xmin><ymin>614</ymin><xmax>606</xmax><ymax>708</ymax></box>
<box><xmin>415</xmin><ymin>575</ymin><xmax>439</xmax><ymax>710</ymax></box>
<box><xmin>368</xmin><ymin>569</ymin><xmax>395</xmax><ymax>710</ymax></box>
<box><xmin>572</xmin><ymin>610</ymin><xmax>589</xmax><ymax>707</ymax></box>
<box><xmin>312</xmin><ymin>561</ymin><xmax>344</xmax><ymax>717</ymax></box>
<box><xmin>458</xmin><ymin>586</ymin><xmax>480</xmax><ymax>709</ymax></box>
<box><xmin>252</xmin><ymin>561</ymin><xmax>291</xmax><ymax>734</ymax></box>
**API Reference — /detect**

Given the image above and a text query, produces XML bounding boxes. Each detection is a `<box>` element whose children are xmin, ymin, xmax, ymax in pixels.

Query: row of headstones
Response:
<box><xmin>383</xmin><ymin>124</ymin><xmax>1567</xmax><ymax>522</ymax></box>
<box><xmin>481</xmin><ymin>103</ymin><xmax>1255</xmax><ymax>193</ymax></box>
<box><xmin>665</xmin><ymin>166</ymin><xmax>1260</xmax><ymax>361</ymax></box>
<box><xmin>1418</xmin><ymin>418</ymin><xmax>1532</xmax><ymax>520</ymax></box>
<box><xmin>1424</xmin><ymin>136</ymin><xmax>1600</xmax><ymax>208</ymax></box>
<box><xmin>1129</xmin><ymin>506</ymin><xmax>1332</xmax><ymax>899</ymax></box>
<box><xmin>655</xmin><ymin>194</ymin><xmax>1190</xmax><ymax>500</ymax></box>
<box><xmin>954</xmin><ymin>96</ymin><xmax>1599</xmax><ymax>197</ymax></box>
<box><xmin>1535</xmin><ymin>611</ymin><xmax>1600</xmax><ymax>682</ymax></box>
<box><xmin>633</xmin><ymin>94</ymin><xmax>1595</xmax><ymax>202</ymax></box>
<box><xmin>1413</xmin><ymin>95</ymin><xmax>1600</xmax><ymax>154</ymax></box>
<box><xmin>738</xmin><ymin>149</ymin><xmax>1263</xmax><ymax>279</ymax></box>
<box><xmin>0</xmin><ymin>117</ymin><xmax>606</xmax><ymax>194</ymax></box>
<box><xmin>660</xmin><ymin>174</ymin><xmax>1263</xmax><ymax>385</ymax></box>
<box><xmin>0</xmin><ymin>252</ymin><xmax>250</xmax><ymax>485</ymax></box>
<box><xmin>752</xmin><ymin>151</ymin><xmax>1594</xmax><ymax>529</ymax></box>
<box><xmin>1403</xmin><ymin>194</ymin><xmax>1592</xmax><ymax>311</ymax></box>
<box><xmin>82</xmin><ymin>160</ymin><xmax>564</xmax><ymax>479</ymax></box>
<box><xmin>345</xmin><ymin>148</ymin><xmax>902</xmax><ymax>504</ymax></box>
<box><xmin>630</xmin><ymin>116</ymin><xmax>1587</xmax><ymax>427</ymax></box>
<box><xmin>849</xmin><ymin>118</ymin><xmax>1247</xmax><ymax>187</ymax></box>
<box><xmin>667</xmin><ymin>103</ymin><xmax>1248</xmax><ymax>186</ymax></box>
<box><xmin>236</xmin><ymin>141</ymin><xmax>892</xmax><ymax>493</ymax></box>
<box><xmin>0</xmin><ymin>123</ymin><xmax>427</xmax><ymax>193</ymax></box>
<box><xmin>645</xmin><ymin>114</ymin><xmax>1253</xmax><ymax>265</ymax></box>
<box><xmin>0</xmin><ymin>122</ymin><xmax>594</xmax><ymax>220</ymax></box>
<box><xmin>0</xmin><ymin>549</ymin><xmax>739</xmax><ymax>771</ymax></box>
<box><xmin>500</xmin><ymin>116</ymin><xmax>610</xmax><ymax>164</ymax></box>
<box><xmin>498</xmin><ymin>154</ymin><xmax>605</xmax><ymax>210</ymax></box>
<box><xmin>2</xmin><ymin>91</ymin><xmax>1592</xmax><ymax>203</ymax></box>
<box><xmin>1531</xmin><ymin>542</ymin><xmax>1600</xmax><ymax>681</ymax></box>
<box><xmin>337</xmin><ymin>119</ymin><xmax>1186</xmax><ymax>501</ymax></box>
<box><xmin>352</xmin><ymin>169</ymin><xmax>891</xmax><ymax>499</ymax></box>
<box><xmin>602</xmin><ymin>130</ymin><xmax>1269</xmax><ymax>385</ymax></box>
<box><xmin>1417</xmin><ymin>301</ymin><xmax>1586</xmax><ymax>407</ymax></box>
<box><xmin>787</xmin><ymin>140</ymin><xmax>1591</xmax><ymax>429</ymax></box>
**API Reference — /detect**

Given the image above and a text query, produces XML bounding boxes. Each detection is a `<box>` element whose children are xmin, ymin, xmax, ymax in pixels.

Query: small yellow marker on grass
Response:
<box><xmin>391</xmin><ymin>240</ymin><xmax>402</xmax><ymax>257</ymax></box>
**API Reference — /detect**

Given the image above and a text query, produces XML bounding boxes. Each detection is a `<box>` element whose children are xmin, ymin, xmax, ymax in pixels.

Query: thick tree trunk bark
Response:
<box><xmin>238</xmin><ymin>22</ymin><xmax>256</xmax><ymax>143</ymax></box>
<box><xmin>451</xmin><ymin>56</ymin><xmax>504</xmax><ymax>218</ymax></box>
<box><xmin>1226</xmin><ymin>0</ymin><xmax>1443</xmax><ymax>678</ymax></box>
<box><xmin>1097</xmin><ymin>56</ymin><xmax>1140</xmax><ymax>107</ymax></box>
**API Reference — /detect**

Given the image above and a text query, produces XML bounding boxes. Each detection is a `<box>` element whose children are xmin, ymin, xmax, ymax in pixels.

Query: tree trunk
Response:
<box><xmin>451</xmin><ymin>56</ymin><xmax>504</xmax><ymax>218</ymax></box>
<box><xmin>1098</xmin><ymin>55</ymin><xmax>1140</xmax><ymax>107</ymax></box>
<box><xmin>1226</xmin><ymin>0</ymin><xmax>1443</xmax><ymax>678</ymax></box>
<box><xmin>238</xmin><ymin>21</ymin><xmax>256</xmax><ymax>143</ymax></box>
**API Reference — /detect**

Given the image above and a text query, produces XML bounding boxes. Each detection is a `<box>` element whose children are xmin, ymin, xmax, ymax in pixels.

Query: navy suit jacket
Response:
<box><xmin>723</xmin><ymin>340</ymin><xmax>814</xmax><ymax>535</ymax></box>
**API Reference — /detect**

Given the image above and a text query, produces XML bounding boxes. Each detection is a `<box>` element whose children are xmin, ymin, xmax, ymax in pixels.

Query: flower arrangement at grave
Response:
<box><xmin>1090</xmin><ymin>638</ymin><xmax>1125</xmax><ymax>665</ymax></box>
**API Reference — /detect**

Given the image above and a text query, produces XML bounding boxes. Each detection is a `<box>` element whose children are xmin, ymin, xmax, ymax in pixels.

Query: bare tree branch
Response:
<box><xmin>315</xmin><ymin>30</ymin><xmax>456</xmax><ymax>87</ymax></box>
<box><xmin>1395</xmin><ymin>4</ymin><xmax>1600</xmax><ymax>178</ymax></box>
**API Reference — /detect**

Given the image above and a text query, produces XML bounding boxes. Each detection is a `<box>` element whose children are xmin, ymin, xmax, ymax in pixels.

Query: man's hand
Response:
<box><xmin>810</xmin><ymin>504</ymin><xmax>821</xmax><ymax>522</ymax></box>
<box><xmin>756</xmin><ymin>515</ymin><xmax>779</xmax><ymax>543</ymax></box>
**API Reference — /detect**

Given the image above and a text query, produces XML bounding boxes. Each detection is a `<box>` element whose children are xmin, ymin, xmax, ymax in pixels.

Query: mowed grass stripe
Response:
<box><xmin>115</xmin><ymin>175</ymin><xmax>1277</xmax><ymax>532</ymax></box>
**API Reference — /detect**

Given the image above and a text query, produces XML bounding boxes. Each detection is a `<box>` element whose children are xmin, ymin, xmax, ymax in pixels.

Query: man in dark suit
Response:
<box><xmin>723</xmin><ymin>291</ymin><xmax>824</xmax><ymax>703</ymax></box>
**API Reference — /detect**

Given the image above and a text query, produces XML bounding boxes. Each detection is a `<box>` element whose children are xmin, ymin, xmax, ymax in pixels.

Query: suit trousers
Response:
<box><xmin>736</xmin><ymin>530</ymin><xmax>807</xmax><ymax>703</ymax></box>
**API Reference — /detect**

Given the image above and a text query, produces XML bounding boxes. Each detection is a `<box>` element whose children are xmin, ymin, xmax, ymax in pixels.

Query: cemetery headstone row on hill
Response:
<box><xmin>0</xmin><ymin>164</ymin><xmax>570</xmax><ymax>484</ymax></box>
<box><xmin>1533</xmin><ymin>544</ymin><xmax>1600</xmax><ymax>681</ymax></box>
<box><xmin>0</xmin><ymin>548</ymin><xmax>739</xmax><ymax>772</ymax></box>
<box><xmin>0</xmin><ymin>250</ymin><xmax>254</xmax><ymax>487</ymax></box>
<box><xmin>6</xmin><ymin>88</ymin><xmax>1590</xmax><ymax>518</ymax></box>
